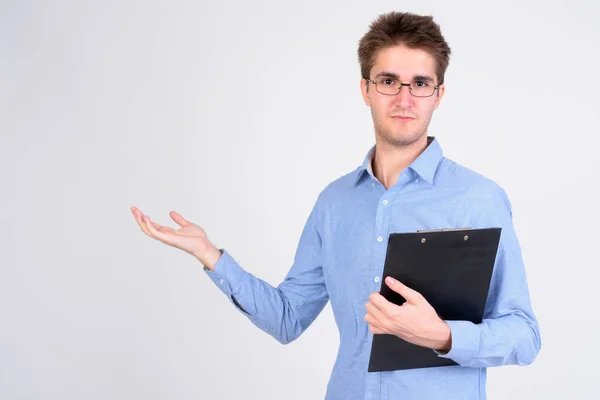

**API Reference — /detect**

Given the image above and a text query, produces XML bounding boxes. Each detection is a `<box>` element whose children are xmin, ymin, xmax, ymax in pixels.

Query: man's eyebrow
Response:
<box><xmin>373</xmin><ymin>71</ymin><xmax>435</xmax><ymax>83</ymax></box>
<box><xmin>413</xmin><ymin>75</ymin><xmax>435</xmax><ymax>83</ymax></box>
<box><xmin>373</xmin><ymin>71</ymin><xmax>400</xmax><ymax>79</ymax></box>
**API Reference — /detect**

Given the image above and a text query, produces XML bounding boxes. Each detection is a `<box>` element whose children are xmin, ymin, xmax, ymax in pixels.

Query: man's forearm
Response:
<box><xmin>437</xmin><ymin>314</ymin><xmax>541</xmax><ymax>367</ymax></box>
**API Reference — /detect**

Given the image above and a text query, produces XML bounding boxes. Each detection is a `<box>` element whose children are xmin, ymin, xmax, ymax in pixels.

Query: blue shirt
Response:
<box><xmin>204</xmin><ymin>137</ymin><xmax>541</xmax><ymax>400</ymax></box>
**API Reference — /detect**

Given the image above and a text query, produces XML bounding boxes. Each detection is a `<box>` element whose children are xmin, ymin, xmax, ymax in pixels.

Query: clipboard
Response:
<box><xmin>367</xmin><ymin>227</ymin><xmax>502</xmax><ymax>372</ymax></box>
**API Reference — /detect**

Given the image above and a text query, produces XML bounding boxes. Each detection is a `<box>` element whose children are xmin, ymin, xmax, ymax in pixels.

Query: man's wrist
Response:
<box><xmin>431</xmin><ymin>321</ymin><xmax>452</xmax><ymax>353</ymax></box>
<box><xmin>197</xmin><ymin>246</ymin><xmax>223</xmax><ymax>271</ymax></box>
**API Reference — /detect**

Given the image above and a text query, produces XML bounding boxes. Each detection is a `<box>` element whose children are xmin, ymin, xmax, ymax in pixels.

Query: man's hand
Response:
<box><xmin>130</xmin><ymin>206</ymin><xmax>222</xmax><ymax>270</ymax></box>
<box><xmin>364</xmin><ymin>276</ymin><xmax>452</xmax><ymax>352</ymax></box>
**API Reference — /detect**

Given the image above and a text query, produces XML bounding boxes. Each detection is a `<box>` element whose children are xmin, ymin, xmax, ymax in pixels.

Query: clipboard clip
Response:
<box><xmin>416</xmin><ymin>227</ymin><xmax>472</xmax><ymax>233</ymax></box>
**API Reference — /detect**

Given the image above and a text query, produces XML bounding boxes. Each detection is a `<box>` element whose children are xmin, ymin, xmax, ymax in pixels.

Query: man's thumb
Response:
<box><xmin>170</xmin><ymin>211</ymin><xmax>190</xmax><ymax>227</ymax></box>
<box><xmin>385</xmin><ymin>276</ymin><xmax>421</xmax><ymax>303</ymax></box>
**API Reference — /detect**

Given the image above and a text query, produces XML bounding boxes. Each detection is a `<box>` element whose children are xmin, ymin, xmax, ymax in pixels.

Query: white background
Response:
<box><xmin>1</xmin><ymin>0</ymin><xmax>599</xmax><ymax>399</ymax></box>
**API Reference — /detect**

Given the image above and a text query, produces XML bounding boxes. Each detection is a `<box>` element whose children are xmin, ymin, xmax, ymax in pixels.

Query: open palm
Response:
<box><xmin>131</xmin><ymin>206</ymin><xmax>212</xmax><ymax>258</ymax></box>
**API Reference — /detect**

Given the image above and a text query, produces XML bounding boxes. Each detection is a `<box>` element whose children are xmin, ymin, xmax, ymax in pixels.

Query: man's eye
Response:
<box><xmin>414</xmin><ymin>81</ymin><xmax>430</xmax><ymax>88</ymax></box>
<box><xmin>380</xmin><ymin>79</ymin><xmax>396</xmax><ymax>86</ymax></box>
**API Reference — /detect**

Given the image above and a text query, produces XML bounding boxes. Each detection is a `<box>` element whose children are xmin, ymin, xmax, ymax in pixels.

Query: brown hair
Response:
<box><xmin>358</xmin><ymin>11</ymin><xmax>451</xmax><ymax>85</ymax></box>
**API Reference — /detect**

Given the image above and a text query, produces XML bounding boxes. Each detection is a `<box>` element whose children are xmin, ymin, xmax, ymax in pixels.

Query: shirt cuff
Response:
<box><xmin>202</xmin><ymin>249</ymin><xmax>257</xmax><ymax>316</ymax></box>
<box><xmin>434</xmin><ymin>320</ymin><xmax>480</xmax><ymax>365</ymax></box>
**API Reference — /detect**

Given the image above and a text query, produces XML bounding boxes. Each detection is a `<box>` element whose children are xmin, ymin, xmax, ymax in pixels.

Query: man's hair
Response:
<box><xmin>358</xmin><ymin>11</ymin><xmax>451</xmax><ymax>85</ymax></box>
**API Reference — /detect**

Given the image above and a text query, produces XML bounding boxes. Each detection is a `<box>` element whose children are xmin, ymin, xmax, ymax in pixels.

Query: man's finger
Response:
<box><xmin>369</xmin><ymin>324</ymin><xmax>385</xmax><ymax>335</ymax></box>
<box><xmin>367</xmin><ymin>292</ymin><xmax>397</xmax><ymax>318</ymax></box>
<box><xmin>385</xmin><ymin>276</ymin><xmax>424</xmax><ymax>304</ymax></box>
<box><xmin>365</xmin><ymin>299</ymin><xmax>388</xmax><ymax>323</ymax></box>
<box><xmin>364</xmin><ymin>313</ymin><xmax>384</xmax><ymax>331</ymax></box>
<box><xmin>132</xmin><ymin>207</ymin><xmax>154</xmax><ymax>238</ymax></box>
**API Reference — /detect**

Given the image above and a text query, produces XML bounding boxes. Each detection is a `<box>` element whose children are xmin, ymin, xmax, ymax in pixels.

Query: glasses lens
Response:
<box><xmin>375</xmin><ymin>78</ymin><xmax>400</xmax><ymax>95</ymax></box>
<box><xmin>410</xmin><ymin>82</ymin><xmax>435</xmax><ymax>97</ymax></box>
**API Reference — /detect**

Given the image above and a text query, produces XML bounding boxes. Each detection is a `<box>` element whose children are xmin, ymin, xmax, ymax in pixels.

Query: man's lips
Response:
<box><xmin>391</xmin><ymin>115</ymin><xmax>415</xmax><ymax>120</ymax></box>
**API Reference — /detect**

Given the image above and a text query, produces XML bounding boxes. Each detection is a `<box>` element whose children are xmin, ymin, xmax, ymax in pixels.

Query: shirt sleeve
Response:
<box><xmin>436</xmin><ymin>183</ymin><xmax>542</xmax><ymax>367</ymax></box>
<box><xmin>202</xmin><ymin>195</ymin><xmax>329</xmax><ymax>345</ymax></box>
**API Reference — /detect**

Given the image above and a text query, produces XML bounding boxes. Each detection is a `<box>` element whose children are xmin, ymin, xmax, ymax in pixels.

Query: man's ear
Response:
<box><xmin>433</xmin><ymin>83</ymin><xmax>445</xmax><ymax>111</ymax></box>
<box><xmin>360</xmin><ymin>78</ymin><xmax>371</xmax><ymax>107</ymax></box>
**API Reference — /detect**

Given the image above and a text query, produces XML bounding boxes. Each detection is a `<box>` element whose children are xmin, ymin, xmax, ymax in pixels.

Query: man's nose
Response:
<box><xmin>394</xmin><ymin>84</ymin><xmax>413</xmax><ymax>107</ymax></box>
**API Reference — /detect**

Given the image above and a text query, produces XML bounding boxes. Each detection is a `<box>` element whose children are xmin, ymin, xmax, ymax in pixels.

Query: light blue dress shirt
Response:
<box><xmin>204</xmin><ymin>137</ymin><xmax>541</xmax><ymax>400</ymax></box>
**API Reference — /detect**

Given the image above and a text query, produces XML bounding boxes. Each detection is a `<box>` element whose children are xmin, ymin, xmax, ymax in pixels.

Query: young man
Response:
<box><xmin>132</xmin><ymin>11</ymin><xmax>540</xmax><ymax>400</ymax></box>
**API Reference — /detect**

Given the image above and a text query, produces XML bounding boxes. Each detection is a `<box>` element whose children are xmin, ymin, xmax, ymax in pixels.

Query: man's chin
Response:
<box><xmin>379</xmin><ymin>131</ymin><xmax>426</xmax><ymax>147</ymax></box>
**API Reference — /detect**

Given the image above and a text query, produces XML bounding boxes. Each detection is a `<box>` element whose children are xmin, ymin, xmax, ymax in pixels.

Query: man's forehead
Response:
<box><xmin>371</xmin><ymin>46</ymin><xmax>437</xmax><ymax>76</ymax></box>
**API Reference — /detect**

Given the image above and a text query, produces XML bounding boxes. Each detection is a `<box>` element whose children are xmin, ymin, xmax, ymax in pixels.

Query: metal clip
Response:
<box><xmin>416</xmin><ymin>227</ymin><xmax>473</xmax><ymax>233</ymax></box>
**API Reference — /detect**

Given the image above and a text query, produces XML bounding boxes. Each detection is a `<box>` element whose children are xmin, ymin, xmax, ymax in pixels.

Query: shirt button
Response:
<box><xmin>377</xmin><ymin>236</ymin><xmax>383</xmax><ymax>242</ymax></box>
<box><xmin>415</xmin><ymin>178</ymin><xmax>420</xmax><ymax>183</ymax></box>
<box><xmin>219</xmin><ymin>279</ymin><xmax>225</xmax><ymax>284</ymax></box>
<box><xmin>382</xmin><ymin>200</ymin><xmax>389</xmax><ymax>206</ymax></box>
<box><xmin>374</xmin><ymin>276</ymin><xmax>380</xmax><ymax>283</ymax></box>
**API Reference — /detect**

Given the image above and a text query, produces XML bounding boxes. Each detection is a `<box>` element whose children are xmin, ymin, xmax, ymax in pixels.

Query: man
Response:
<box><xmin>131</xmin><ymin>11</ymin><xmax>541</xmax><ymax>400</ymax></box>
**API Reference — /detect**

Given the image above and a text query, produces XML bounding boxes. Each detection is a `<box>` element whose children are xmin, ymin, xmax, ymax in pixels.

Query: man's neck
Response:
<box><xmin>372</xmin><ymin>134</ymin><xmax>429</xmax><ymax>190</ymax></box>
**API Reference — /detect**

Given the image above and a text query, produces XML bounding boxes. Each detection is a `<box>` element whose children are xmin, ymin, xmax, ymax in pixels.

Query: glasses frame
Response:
<box><xmin>364</xmin><ymin>77</ymin><xmax>441</xmax><ymax>98</ymax></box>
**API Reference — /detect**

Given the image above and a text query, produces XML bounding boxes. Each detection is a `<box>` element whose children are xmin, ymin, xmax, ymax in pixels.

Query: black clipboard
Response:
<box><xmin>367</xmin><ymin>227</ymin><xmax>501</xmax><ymax>372</ymax></box>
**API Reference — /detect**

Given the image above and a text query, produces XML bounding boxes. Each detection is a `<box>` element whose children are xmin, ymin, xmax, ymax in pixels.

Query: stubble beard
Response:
<box><xmin>373</xmin><ymin>114</ymin><xmax>430</xmax><ymax>148</ymax></box>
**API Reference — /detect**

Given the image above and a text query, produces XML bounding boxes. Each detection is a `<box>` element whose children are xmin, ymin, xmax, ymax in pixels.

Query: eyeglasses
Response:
<box><xmin>365</xmin><ymin>77</ymin><xmax>440</xmax><ymax>98</ymax></box>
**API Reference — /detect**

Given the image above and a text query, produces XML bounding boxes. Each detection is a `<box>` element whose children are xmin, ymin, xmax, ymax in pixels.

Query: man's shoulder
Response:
<box><xmin>304</xmin><ymin>167</ymin><xmax>363</xmax><ymax>214</ymax></box>
<box><xmin>438</xmin><ymin>157</ymin><xmax>511</xmax><ymax>210</ymax></box>
<box><xmin>439</xmin><ymin>157</ymin><xmax>503</xmax><ymax>191</ymax></box>
<box><xmin>317</xmin><ymin>166</ymin><xmax>363</xmax><ymax>198</ymax></box>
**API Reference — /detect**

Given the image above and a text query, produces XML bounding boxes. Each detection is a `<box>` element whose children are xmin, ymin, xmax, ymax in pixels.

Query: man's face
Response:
<box><xmin>360</xmin><ymin>45</ymin><xmax>445</xmax><ymax>147</ymax></box>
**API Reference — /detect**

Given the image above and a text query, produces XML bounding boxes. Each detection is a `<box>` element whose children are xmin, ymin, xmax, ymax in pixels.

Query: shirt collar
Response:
<box><xmin>354</xmin><ymin>136</ymin><xmax>443</xmax><ymax>186</ymax></box>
